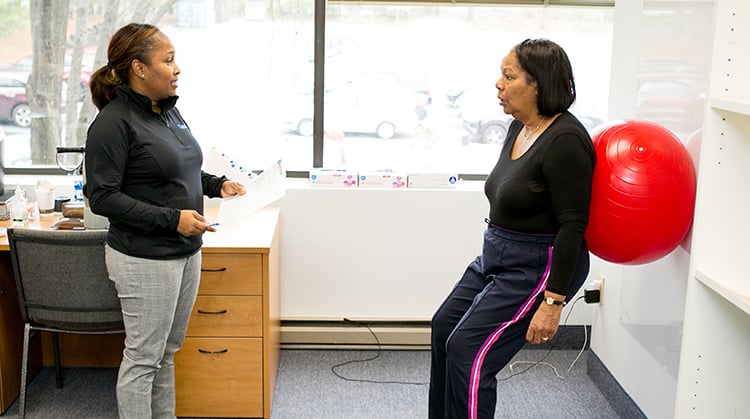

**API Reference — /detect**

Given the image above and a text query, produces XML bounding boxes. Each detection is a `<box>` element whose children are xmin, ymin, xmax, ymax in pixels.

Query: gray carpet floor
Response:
<box><xmin>1</xmin><ymin>349</ymin><xmax>620</xmax><ymax>418</ymax></box>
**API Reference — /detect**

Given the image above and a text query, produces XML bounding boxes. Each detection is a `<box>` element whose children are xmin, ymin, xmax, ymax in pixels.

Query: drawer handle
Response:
<box><xmin>201</xmin><ymin>267</ymin><xmax>227</xmax><ymax>272</ymax></box>
<box><xmin>198</xmin><ymin>348</ymin><xmax>229</xmax><ymax>355</ymax></box>
<box><xmin>197</xmin><ymin>309</ymin><xmax>228</xmax><ymax>315</ymax></box>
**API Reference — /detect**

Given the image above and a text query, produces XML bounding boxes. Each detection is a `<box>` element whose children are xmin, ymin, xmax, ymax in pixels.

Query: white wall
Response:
<box><xmin>274</xmin><ymin>180</ymin><xmax>594</xmax><ymax>324</ymax></box>
<box><xmin>591</xmin><ymin>1</ymin><xmax>715</xmax><ymax>418</ymax></box>
<box><xmin>9</xmin><ymin>174</ymin><xmax>594</xmax><ymax>325</ymax></box>
<box><xmin>274</xmin><ymin>181</ymin><xmax>487</xmax><ymax>320</ymax></box>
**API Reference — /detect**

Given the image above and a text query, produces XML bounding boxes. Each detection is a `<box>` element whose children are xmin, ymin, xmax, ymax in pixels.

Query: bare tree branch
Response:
<box><xmin>149</xmin><ymin>0</ymin><xmax>178</xmax><ymax>25</ymax></box>
<box><xmin>65</xmin><ymin>0</ymin><xmax>89</xmax><ymax>148</ymax></box>
<box><xmin>75</xmin><ymin>0</ymin><xmax>122</xmax><ymax>143</ymax></box>
<box><xmin>28</xmin><ymin>0</ymin><xmax>70</xmax><ymax>165</ymax></box>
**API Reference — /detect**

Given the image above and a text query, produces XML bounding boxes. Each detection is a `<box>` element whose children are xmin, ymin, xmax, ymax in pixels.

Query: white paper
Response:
<box><xmin>205</xmin><ymin>149</ymin><xmax>286</xmax><ymax>226</ymax></box>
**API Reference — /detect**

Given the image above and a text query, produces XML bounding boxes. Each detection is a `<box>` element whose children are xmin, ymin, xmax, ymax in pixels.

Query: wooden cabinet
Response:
<box><xmin>675</xmin><ymin>1</ymin><xmax>750</xmax><ymax>416</ymax></box>
<box><xmin>0</xmin><ymin>207</ymin><xmax>280</xmax><ymax>417</ymax></box>
<box><xmin>175</xmin><ymin>208</ymin><xmax>280</xmax><ymax>418</ymax></box>
<box><xmin>0</xmin><ymin>252</ymin><xmax>27</xmax><ymax>414</ymax></box>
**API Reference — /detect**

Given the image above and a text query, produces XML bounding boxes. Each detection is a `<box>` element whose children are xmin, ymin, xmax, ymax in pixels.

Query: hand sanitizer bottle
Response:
<box><xmin>11</xmin><ymin>185</ymin><xmax>28</xmax><ymax>226</ymax></box>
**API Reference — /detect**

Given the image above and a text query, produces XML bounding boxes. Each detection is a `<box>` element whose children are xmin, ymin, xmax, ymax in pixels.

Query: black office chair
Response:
<box><xmin>7</xmin><ymin>227</ymin><xmax>124</xmax><ymax>418</ymax></box>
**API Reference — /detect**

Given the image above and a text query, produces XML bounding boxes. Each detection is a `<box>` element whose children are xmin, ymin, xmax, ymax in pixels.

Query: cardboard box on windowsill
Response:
<box><xmin>358</xmin><ymin>171</ymin><xmax>407</xmax><ymax>188</ymax></box>
<box><xmin>407</xmin><ymin>173</ymin><xmax>459</xmax><ymax>189</ymax></box>
<box><xmin>309</xmin><ymin>169</ymin><xmax>358</xmax><ymax>188</ymax></box>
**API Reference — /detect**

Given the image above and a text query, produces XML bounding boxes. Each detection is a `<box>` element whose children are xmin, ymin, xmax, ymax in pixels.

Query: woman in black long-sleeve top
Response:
<box><xmin>429</xmin><ymin>38</ymin><xmax>595</xmax><ymax>419</ymax></box>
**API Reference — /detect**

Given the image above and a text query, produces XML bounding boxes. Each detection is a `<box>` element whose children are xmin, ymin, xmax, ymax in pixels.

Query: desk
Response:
<box><xmin>0</xmin><ymin>207</ymin><xmax>280</xmax><ymax>418</ymax></box>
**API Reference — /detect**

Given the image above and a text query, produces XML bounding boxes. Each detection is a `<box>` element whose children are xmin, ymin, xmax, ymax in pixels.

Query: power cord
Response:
<box><xmin>499</xmin><ymin>295</ymin><xmax>587</xmax><ymax>381</ymax></box>
<box><xmin>333</xmin><ymin>295</ymin><xmax>589</xmax><ymax>385</ymax></box>
<box><xmin>330</xmin><ymin>318</ymin><xmax>429</xmax><ymax>385</ymax></box>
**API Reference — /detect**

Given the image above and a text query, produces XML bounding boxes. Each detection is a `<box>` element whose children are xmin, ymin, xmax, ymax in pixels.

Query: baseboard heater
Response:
<box><xmin>281</xmin><ymin>321</ymin><xmax>589</xmax><ymax>351</ymax></box>
<box><xmin>280</xmin><ymin>320</ymin><xmax>432</xmax><ymax>350</ymax></box>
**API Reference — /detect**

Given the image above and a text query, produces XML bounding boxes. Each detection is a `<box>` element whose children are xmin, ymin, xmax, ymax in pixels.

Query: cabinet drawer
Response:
<box><xmin>187</xmin><ymin>296</ymin><xmax>262</xmax><ymax>337</ymax></box>
<box><xmin>175</xmin><ymin>337</ymin><xmax>263</xmax><ymax>418</ymax></box>
<box><xmin>200</xmin><ymin>253</ymin><xmax>262</xmax><ymax>295</ymax></box>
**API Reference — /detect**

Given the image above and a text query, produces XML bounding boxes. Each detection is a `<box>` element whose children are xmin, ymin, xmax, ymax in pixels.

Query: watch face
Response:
<box><xmin>545</xmin><ymin>297</ymin><xmax>563</xmax><ymax>305</ymax></box>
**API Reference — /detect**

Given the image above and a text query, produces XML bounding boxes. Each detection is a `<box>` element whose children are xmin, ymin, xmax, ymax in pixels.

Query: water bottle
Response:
<box><xmin>73</xmin><ymin>179</ymin><xmax>84</xmax><ymax>202</ymax></box>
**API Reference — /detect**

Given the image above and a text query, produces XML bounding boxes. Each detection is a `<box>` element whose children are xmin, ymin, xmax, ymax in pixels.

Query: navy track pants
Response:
<box><xmin>428</xmin><ymin>223</ymin><xmax>590</xmax><ymax>419</ymax></box>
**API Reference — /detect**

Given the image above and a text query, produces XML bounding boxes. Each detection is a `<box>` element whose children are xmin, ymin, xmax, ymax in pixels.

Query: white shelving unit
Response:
<box><xmin>675</xmin><ymin>1</ymin><xmax>750</xmax><ymax>417</ymax></box>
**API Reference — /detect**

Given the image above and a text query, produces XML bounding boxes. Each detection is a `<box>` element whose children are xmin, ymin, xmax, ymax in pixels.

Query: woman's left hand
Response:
<box><xmin>526</xmin><ymin>293</ymin><xmax>565</xmax><ymax>344</ymax></box>
<box><xmin>221</xmin><ymin>181</ymin><xmax>246</xmax><ymax>198</ymax></box>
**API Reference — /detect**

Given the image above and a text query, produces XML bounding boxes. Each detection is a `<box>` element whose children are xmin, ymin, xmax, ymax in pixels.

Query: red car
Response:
<box><xmin>8</xmin><ymin>48</ymin><xmax>94</xmax><ymax>102</ymax></box>
<box><xmin>0</xmin><ymin>72</ymin><xmax>30</xmax><ymax>127</ymax></box>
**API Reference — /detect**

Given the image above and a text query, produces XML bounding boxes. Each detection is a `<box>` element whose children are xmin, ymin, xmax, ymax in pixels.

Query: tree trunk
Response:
<box><xmin>129</xmin><ymin>0</ymin><xmax>154</xmax><ymax>23</ymax></box>
<box><xmin>74</xmin><ymin>0</ymin><xmax>176</xmax><ymax>144</ymax></box>
<box><xmin>75</xmin><ymin>0</ymin><xmax>121</xmax><ymax>144</ymax></box>
<box><xmin>28</xmin><ymin>0</ymin><xmax>70</xmax><ymax>165</ymax></box>
<box><xmin>149</xmin><ymin>0</ymin><xmax>178</xmax><ymax>25</ymax></box>
<box><xmin>65</xmin><ymin>0</ymin><xmax>89</xmax><ymax>148</ymax></box>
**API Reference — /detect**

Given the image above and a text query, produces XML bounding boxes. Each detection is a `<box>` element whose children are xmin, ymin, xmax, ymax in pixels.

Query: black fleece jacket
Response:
<box><xmin>84</xmin><ymin>85</ymin><xmax>225</xmax><ymax>259</ymax></box>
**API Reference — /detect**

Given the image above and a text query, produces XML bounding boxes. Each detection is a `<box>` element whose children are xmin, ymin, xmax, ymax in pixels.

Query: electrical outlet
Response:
<box><xmin>594</xmin><ymin>274</ymin><xmax>605</xmax><ymax>293</ymax></box>
<box><xmin>584</xmin><ymin>275</ymin><xmax>604</xmax><ymax>304</ymax></box>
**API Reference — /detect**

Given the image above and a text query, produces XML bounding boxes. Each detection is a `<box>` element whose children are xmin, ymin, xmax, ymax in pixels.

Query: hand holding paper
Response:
<box><xmin>206</xmin><ymin>150</ymin><xmax>286</xmax><ymax>226</ymax></box>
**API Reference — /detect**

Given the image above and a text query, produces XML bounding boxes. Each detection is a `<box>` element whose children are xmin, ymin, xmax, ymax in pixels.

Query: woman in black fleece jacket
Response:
<box><xmin>85</xmin><ymin>23</ymin><xmax>245</xmax><ymax>418</ymax></box>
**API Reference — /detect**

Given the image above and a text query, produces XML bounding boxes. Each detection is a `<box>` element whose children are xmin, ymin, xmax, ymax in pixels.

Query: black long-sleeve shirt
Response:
<box><xmin>84</xmin><ymin>85</ymin><xmax>225</xmax><ymax>259</ymax></box>
<box><xmin>484</xmin><ymin>111</ymin><xmax>595</xmax><ymax>295</ymax></box>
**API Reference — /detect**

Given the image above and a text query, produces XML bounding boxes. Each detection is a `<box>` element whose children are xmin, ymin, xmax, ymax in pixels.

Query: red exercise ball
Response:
<box><xmin>585</xmin><ymin>119</ymin><xmax>697</xmax><ymax>265</ymax></box>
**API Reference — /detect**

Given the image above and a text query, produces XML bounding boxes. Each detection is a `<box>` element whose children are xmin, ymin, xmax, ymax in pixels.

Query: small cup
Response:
<box><xmin>36</xmin><ymin>188</ymin><xmax>56</xmax><ymax>214</ymax></box>
<box><xmin>54</xmin><ymin>196</ymin><xmax>71</xmax><ymax>213</ymax></box>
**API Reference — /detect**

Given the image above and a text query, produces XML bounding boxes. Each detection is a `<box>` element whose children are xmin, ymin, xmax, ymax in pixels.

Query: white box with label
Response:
<box><xmin>407</xmin><ymin>173</ymin><xmax>459</xmax><ymax>189</ymax></box>
<box><xmin>309</xmin><ymin>169</ymin><xmax>358</xmax><ymax>187</ymax></box>
<box><xmin>359</xmin><ymin>171</ymin><xmax>407</xmax><ymax>188</ymax></box>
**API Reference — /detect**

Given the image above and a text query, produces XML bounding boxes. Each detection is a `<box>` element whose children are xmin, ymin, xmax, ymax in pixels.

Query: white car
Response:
<box><xmin>285</xmin><ymin>81</ymin><xmax>421</xmax><ymax>140</ymax></box>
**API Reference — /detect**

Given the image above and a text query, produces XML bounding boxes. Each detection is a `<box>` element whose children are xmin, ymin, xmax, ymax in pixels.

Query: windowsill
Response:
<box><xmin>4</xmin><ymin>174</ymin><xmax>487</xmax><ymax>203</ymax></box>
<box><xmin>284</xmin><ymin>177</ymin><xmax>485</xmax><ymax>191</ymax></box>
<box><xmin>4</xmin><ymin>174</ymin><xmax>81</xmax><ymax>198</ymax></box>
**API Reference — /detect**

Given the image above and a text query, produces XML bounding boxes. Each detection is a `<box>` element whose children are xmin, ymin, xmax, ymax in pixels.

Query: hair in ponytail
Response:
<box><xmin>89</xmin><ymin>23</ymin><xmax>161</xmax><ymax>110</ymax></box>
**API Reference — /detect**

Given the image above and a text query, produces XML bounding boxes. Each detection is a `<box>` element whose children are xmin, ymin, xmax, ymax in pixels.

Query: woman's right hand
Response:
<box><xmin>176</xmin><ymin>209</ymin><xmax>216</xmax><ymax>236</ymax></box>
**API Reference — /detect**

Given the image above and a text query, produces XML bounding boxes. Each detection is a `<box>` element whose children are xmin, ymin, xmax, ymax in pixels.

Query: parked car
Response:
<box><xmin>344</xmin><ymin>68</ymin><xmax>432</xmax><ymax>102</ymax></box>
<box><xmin>7</xmin><ymin>47</ymin><xmax>95</xmax><ymax>75</ymax></box>
<box><xmin>463</xmin><ymin>112</ymin><xmax>513</xmax><ymax>145</ymax></box>
<box><xmin>462</xmin><ymin>108</ymin><xmax>604</xmax><ymax>146</ymax></box>
<box><xmin>284</xmin><ymin>81</ymin><xmax>421</xmax><ymax>139</ymax></box>
<box><xmin>576</xmin><ymin>114</ymin><xmax>605</xmax><ymax>132</ymax></box>
<box><xmin>454</xmin><ymin>87</ymin><xmax>509</xmax><ymax>144</ymax></box>
<box><xmin>300</xmin><ymin>48</ymin><xmax>433</xmax><ymax>120</ymax></box>
<box><xmin>0</xmin><ymin>72</ymin><xmax>31</xmax><ymax>127</ymax></box>
<box><xmin>3</xmin><ymin>48</ymin><xmax>94</xmax><ymax>102</ymax></box>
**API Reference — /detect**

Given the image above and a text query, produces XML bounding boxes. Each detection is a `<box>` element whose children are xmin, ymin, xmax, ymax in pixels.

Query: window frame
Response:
<box><xmin>7</xmin><ymin>0</ymin><xmax>614</xmax><ymax>179</ymax></box>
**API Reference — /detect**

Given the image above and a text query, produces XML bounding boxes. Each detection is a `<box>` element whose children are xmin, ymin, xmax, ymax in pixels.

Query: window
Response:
<box><xmin>0</xmin><ymin>1</ymin><xmax>613</xmax><ymax>176</ymax></box>
<box><xmin>312</xmin><ymin>5</ymin><xmax>613</xmax><ymax>174</ymax></box>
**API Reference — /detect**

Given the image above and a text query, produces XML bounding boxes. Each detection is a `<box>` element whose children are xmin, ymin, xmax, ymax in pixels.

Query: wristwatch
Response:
<box><xmin>543</xmin><ymin>296</ymin><xmax>566</xmax><ymax>306</ymax></box>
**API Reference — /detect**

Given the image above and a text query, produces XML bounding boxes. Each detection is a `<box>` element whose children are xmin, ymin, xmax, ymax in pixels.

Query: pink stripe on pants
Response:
<box><xmin>467</xmin><ymin>246</ymin><xmax>553</xmax><ymax>419</ymax></box>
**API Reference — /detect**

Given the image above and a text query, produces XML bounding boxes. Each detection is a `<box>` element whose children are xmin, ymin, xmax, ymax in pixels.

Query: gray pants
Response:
<box><xmin>105</xmin><ymin>245</ymin><xmax>201</xmax><ymax>419</ymax></box>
